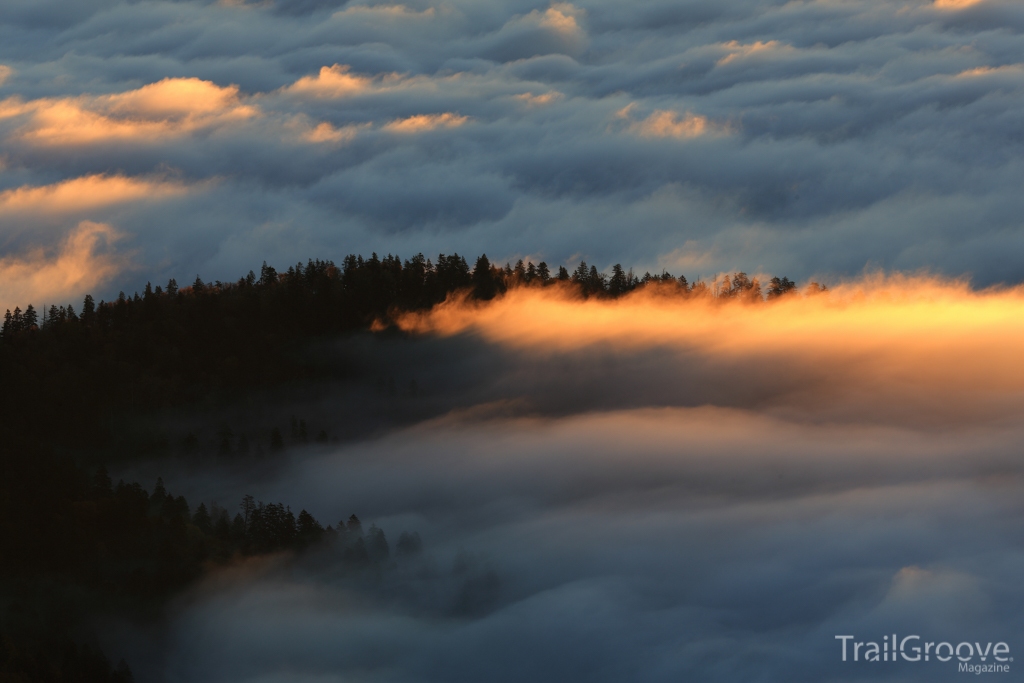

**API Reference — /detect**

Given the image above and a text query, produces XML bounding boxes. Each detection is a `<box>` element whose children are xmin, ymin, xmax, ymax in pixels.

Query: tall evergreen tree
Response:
<box><xmin>472</xmin><ymin>254</ymin><xmax>499</xmax><ymax>300</ymax></box>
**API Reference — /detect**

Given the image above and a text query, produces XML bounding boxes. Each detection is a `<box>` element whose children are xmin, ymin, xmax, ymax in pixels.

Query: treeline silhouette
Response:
<box><xmin>0</xmin><ymin>252</ymin><xmax>811</xmax><ymax>453</ymax></box>
<box><xmin>0</xmin><ymin>443</ymin><xmax>414</xmax><ymax>682</ymax></box>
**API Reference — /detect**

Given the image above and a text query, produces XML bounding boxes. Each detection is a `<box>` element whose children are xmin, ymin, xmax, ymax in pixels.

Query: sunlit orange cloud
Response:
<box><xmin>0</xmin><ymin>221</ymin><xmax>130</xmax><ymax>309</ymax></box>
<box><xmin>953</xmin><ymin>64</ymin><xmax>1024</xmax><ymax>78</ymax></box>
<box><xmin>536</xmin><ymin>3</ymin><xmax>583</xmax><ymax>35</ymax></box>
<box><xmin>716</xmin><ymin>40</ymin><xmax>794</xmax><ymax>66</ymax></box>
<box><xmin>300</xmin><ymin>121</ymin><xmax>370</xmax><ymax>144</ymax></box>
<box><xmin>281</xmin><ymin>114</ymin><xmax>372</xmax><ymax>145</ymax></box>
<box><xmin>0</xmin><ymin>78</ymin><xmax>257</xmax><ymax>146</ymax></box>
<box><xmin>0</xmin><ymin>65</ymin><xmax>12</xmax><ymax>86</ymax></box>
<box><xmin>513</xmin><ymin>91</ymin><xmax>563</xmax><ymax>106</ymax></box>
<box><xmin>285</xmin><ymin>64</ymin><xmax>375</xmax><ymax>98</ymax></box>
<box><xmin>283</xmin><ymin>62</ymin><xmax>460</xmax><ymax>100</ymax></box>
<box><xmin>617</xmin><ymin>104</ymin><xmax>727</xmax><ymax>139</ymax></box>
<box><xmin>0</xmin><ymin>174</ymin><xmax>192</xmax><ymax>215</ymax></box>
<box><xmin>382</xmin><ymin>112</ymin><xmax>469</xmax><ymax>133</ymax></box>
<box><xmin>934</xmin><ymin>0</ymin><xmax>984</xmax><ymax>8</ymax></box>
<box><xmin>394</xmin><ymin>275</ymin><xmax>1024</xmax><ymax>424</ymax></box>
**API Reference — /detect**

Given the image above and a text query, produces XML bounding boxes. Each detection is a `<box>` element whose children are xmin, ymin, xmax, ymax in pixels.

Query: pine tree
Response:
<box><xmin>22</xmin><ymin>304</ymin><xmax>38</xmax><ymax>330</ymax></box>
<box><xmin>472</xmin><ymin>254</ymin><xmax>498</xmax><ymax>300</ymax></box>
<box><xmin>82</xmin><ymin>294</ymin><xmax>96</xmax><ymax>323</ymax></box>
<box><xmin>513</xmin><ymin>259</ymin><xmax>526</xmax><ymax>283</ymax></box>
<box><xmin>193</xmin><ymin>503</ymin><xmax>212</xmax><ymax>534</ymax></box>
<box><xmin>572</xmin><ymin>261</ymin><xmax>589</xmax><ymax>284</ymax></box>
<box><xmin>609</xmin><ymin>264</ymin><xmax>628</xmax><ymax>296</ymax></box>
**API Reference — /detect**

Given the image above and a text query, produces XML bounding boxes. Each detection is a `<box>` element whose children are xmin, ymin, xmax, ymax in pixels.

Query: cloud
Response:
<box><xmin>11</xmin><ymin>1</ymin><xmax>1024</xmax><ymax>676</ymax></box>
<box><xmin>0</xmin><ymin>78</ymin><xmax>257</xmax><ymax>146</ymax></box>
<box><xmin>0</xmin><ymin>174</ymin><xmax>192</xmax><ymax>215</ymax></box>
<box><xmin>95</xmin><ymin>265</ymin><xmax>1024</xmax><ymax>681</ymax></box>
<box><xmin>332</xmin><ymin>3</ymin><xmax>436</xmax><ymax>20</ymax></box>
<box><xmin>118</xmin><ymin>396</ymin><xmax>1024</xmax><ymax>682</ymax></box>
<box><xmin>933</xmin><ymin>0</ymin><xmax>986</xmax><ymax>9</ymax></box>
<box><xmin>0</xmin><ymin>66</ymin><xmax>12</xmax><ymax>86</ymax></box>
<box><xmin>291</xmin><ymin>118</ymin><xmax>370</xmax><ymax>144</ymax></box>
<box><xmin>483</xmin><ymin>2</ymin><xmax>587</xmax><ymax>62</ymax></box>
<box><xmin>284</xmin><ymin>64</ymin><xmax>375</xmax><ymax>98</ymax></box>
<box><xmin>535</xmin><ymin>3</ymin><xmax>584</xmax><ymax>35</ymax></box>
<box><xmin>617</xmin><ymin>106</ymin><xmax>726</xmax><ymax>139</ymax></box>
<box><xmin>0</xmin><ymin>220</ymin><xmax>130</xmax><ymax>308</ymax></box>
<box><xmin>715</xmin><ymin>40</ymin><xmax>794</xmax><ymax>66</ymax></box>
<box><xmin>382</xmin><ymin>112</ymin><xmax>469</xmax><ymax>133</ymax></box>
<box><xmin>394</xmin><ymin>275</ymin><xmax>1024</xmax><ymax>427</ymax></box>
<box><xmin>1</xmin><ymin>0</ymin><xmax>1024</xmax><ymax>305</ymax></box>
<box><xmin>512</xmin><ymin>91</ymin><xmax>563</xmax><ymax>106</ymax></box>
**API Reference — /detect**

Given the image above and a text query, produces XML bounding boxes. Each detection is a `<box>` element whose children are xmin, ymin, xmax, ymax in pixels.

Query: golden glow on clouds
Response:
<box><xmin>104</xmin><ymin>78</ymin><xmax>248</xmax><ymax>117</ymax></box>
<box><xmin>395</xmin><ymin>276</ymin><xmax>1024</xmax><ymax>422</ymax></box>
<box><xmin>397</xmin><ymin>275</ymin><xmax>1024</xmax><ymax>357</ymax></box>
<box><xmin>716</xmin><ymin>40</ymin><xmax>792</xmax><ymax>66</ymax></box>
<box><xmin>383</xmin><ymin>112</ymin><xmax>469</xmax><ymax>133</ymax></box>
<box><xmin>954</xmin><ymin>64</ymin><xmax>1024</xmax><ymax>78</ymax></box>
<box><xmin>537</xmin><ymin>3</ymin><xmax>582</xmax><ymax>34</ymax></box>
<box><xmin>301</xmin><ymin>121</ymin><xmax>370</xmax><ymax>144</ymax></box>
<box><xmin>501</xmin><ymin>2</ymin><xmax>585</xmax><ymax>44</ymax></box>
<box><xmin>0</xmin><ymin>174</ymin><xmax>191</xmax><ymax>215</ymax></box>
<box><xmin>934</xmin><ymin>0</ymin><xmax>985</xmax><ymax>8</ymax></box>
<box><xmin>282</xmin><ymin>64</ymin><xmax>461</xmax><ymax>100</ymax></box>
<box><xmin>617</xmin><ymin>104</ymin><xmax>725</xmax><ymax>139</ymax></box>
<box><xmin>0</xmin><ymin>65</ymin><xmax>11</xmax><ymax>86</ymax></box>
<box><xmin>0</xmin><ymin>221</ymin><xmax>129</xmax><ymax>307</ymax></box>
<box><xmin>0</xmin><ymin>78</ymin><xmax>257</xmax><ymax>146</ymax></box>
<box><xmin>285</xmin><ymin>64</ymin><xmax>374</xmax><ymax>98</ymax></box>
<box><xmin>631</xmin><ymin>110</ymin><xmax>711</xmax><ymax>139</ymax></box>
<box><xmin>514</xmin><ymin>91</ymin><xmax>563</xmax><ymax>106</ymax></box>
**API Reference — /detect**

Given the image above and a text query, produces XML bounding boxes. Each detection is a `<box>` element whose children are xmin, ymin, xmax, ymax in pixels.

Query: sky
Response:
<box><xmin>2</xmin><ymin>0</ymin><xmax>1024</xmax><ymax>310</ymax></box>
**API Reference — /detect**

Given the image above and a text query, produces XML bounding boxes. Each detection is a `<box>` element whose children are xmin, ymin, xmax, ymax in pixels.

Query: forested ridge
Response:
<box><xmin>0</xmin><ymin>252</ymin><xmax>808</xmax><ymax>451</ymax></box>
<box><xmin>0</xmin><ymin>252</ymin><xmax>806</xmax><ymax>681</ymax></box>
<box><xmin>0</xmin><ymin>469</ymin><xmax>401</xmax><ymax>683</ymax></box>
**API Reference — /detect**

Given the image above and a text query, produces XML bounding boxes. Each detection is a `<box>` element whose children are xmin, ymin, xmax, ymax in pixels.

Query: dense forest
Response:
<box><xmin>0</xmin><ymin>252</ymin><xmax>806</xmax><ymax>681</ymax></box>
<box><xmin>0</xmin><ymin>468</ymin><xmax>405</xmax><ymax>682</ymax></box>
<box><xmin>0</xmin><ymin>253</ymin><xmax>807</xmax><ymax>452</ymax></box>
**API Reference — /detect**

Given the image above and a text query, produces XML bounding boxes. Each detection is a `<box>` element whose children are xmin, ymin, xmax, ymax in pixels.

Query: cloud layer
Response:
<box><xmin>3</xmin><ymin>0</ymin><xmax>1024</xmax><ymax>307</ymax></box>
<box><xmin>115</xmin><ymin>302</ymin><xmax>1024</xmax><ymax>681</ymax></box>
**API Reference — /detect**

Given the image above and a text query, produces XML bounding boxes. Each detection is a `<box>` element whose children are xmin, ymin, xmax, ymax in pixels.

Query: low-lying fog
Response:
<box><xmin>117</xmin><ymin>282</ymin><xmax>1024</xmax><ymax>682</ymax></box>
